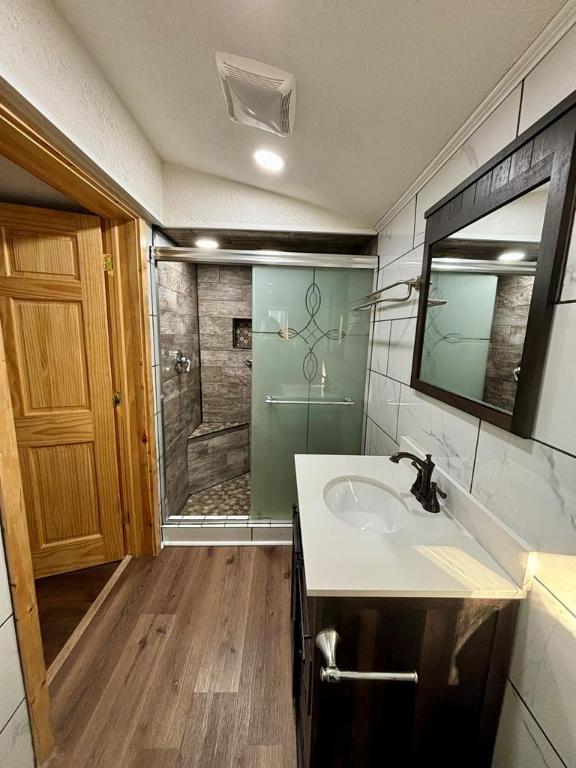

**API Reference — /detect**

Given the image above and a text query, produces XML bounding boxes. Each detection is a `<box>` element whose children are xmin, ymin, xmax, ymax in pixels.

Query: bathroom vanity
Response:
<box><xmin>292</xmin><ymin>453</ymin><xmax>528</xmax><ymax>768</ymax></box>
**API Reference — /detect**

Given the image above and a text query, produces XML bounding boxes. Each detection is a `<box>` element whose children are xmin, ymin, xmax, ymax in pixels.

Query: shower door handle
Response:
<box><xmin>265</xmin><ymin>395</ymin><xmax>355</xmax><ymax>406</ymax></box>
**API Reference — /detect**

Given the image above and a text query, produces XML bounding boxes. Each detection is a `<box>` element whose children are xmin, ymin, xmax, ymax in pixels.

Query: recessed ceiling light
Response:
<box><xmin>498</xmin><ymin>250</ymin><xmax>526</xmax><ymax>262</ymax></box>
<box><xmin>254</xmin><ymin>148</ymin><xmax>285</xmax><ymax>172</ymax></box>
<box><xmin>195</xmin><ymin>237</ymin><xmax>219</xmax><ymax>249</ymax></box>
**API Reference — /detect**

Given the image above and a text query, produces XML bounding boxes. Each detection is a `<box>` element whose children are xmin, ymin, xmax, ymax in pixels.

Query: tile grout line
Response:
<box><xmin>469</xmin><ymin>420</ymin><xmax>482</xmax><ymax>493</ymax></box>
<box><xmin>533</xmin><ymin>575</ymin><xmax>576</xmax><ymax>623</ymax></box>
<box><xmin>531</xmin><ymin>436</ymin><xmax>576</xmax><ymax>461</ymax></box>
<box><xmin>395</xmin><ymin>379</ymin><xmax>402</xmax><ymax>442</ymax></box>
<box><xmin>376</xmin><ymin>240</ymin><xmax>421</xmax><ymax>273</ymax></box>
<box><xmin>366</xmin><ymin>415</ymin><xmax>399</xmax><ymax>448</ymax></box>
<box><xmin>506</xmin><ymin>677</ymin><xmax>568</xmax><ymax>768</ymax></box>
<box><xmin>515</xmin><ymin>79</ymin><xmax>525</xmax><ymax>138</ymax></box>
<box><xmin>0</xmin><ymin>612</ymin><xmax>13</xmax><ymax>631</ymax></box>
<box><xmin>0</xmin><ymin>696</ymin><xmax>27</xmax><ymax>738</ymax></box>
<box><xmin>370</xmin><ymin>368</ymin><xmax>410</xmax><ymax>389</ymax></box>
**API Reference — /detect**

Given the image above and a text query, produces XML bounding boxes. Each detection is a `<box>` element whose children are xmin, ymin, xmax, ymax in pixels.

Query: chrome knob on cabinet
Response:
<box><xmin>315</xmin><ymin>629</ymin><xmax>418</xmax><ymax>684</ymax></box>
<box><xmin>316</xmin><ymin>628</ymin><xmax>339</xmax><ymax>670</ymax></box>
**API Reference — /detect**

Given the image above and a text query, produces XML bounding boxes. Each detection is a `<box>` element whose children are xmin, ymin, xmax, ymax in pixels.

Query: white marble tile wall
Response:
<box><xmin>365</xmin><ymin>416</ymin><xmax>399</xmax><ymax>456</ymax></box>
<box><xmin>561</xmin><ymin>223</ymin><xmax>576</xmax><ymax>301</ymax></box>
<box><xmin>493</xmin><ymin>684</ymin><xmax>564</xmax><ymax>768</ymax></box>
<box><xmin>472</xmin><ymin>423</ymin><xmax>576</xmax><ymax>563</ymax></box>
<box><xmin>534</xmin><ymin>303</ymin><xmax>576</xmax><ymax>456</ymax></box>
<box><xmin>509</xmin><ymin>580</ymin><xmax>576</xmax><ymax>766</ymax></box>
<box><xmin>413</xmin><ymin>87</ymin><xmax>522</xmax><ymax>246</ymax></box>
<box><xmin>387</xmin><ymin>318</ymin><xmax>417</xmax><ymax>384</ymax></box>
<box><xmin>374</xmin><ymin>246</ymin><xmax>424</xmax><ymax>322</ymax></box>
<box><xmin>370</xmin><ymin>320</ymin><xmax>390</xmax><ymax>376</ymax></box>
<box><xmin>377</xmin><ymin>197</ymin><xmax>416</xmax><ymax>268</ymax></box>
<box><xmin>0</xmin><ymin>702</ymin><xmax>35</xmax><ymax>768</ymax></box>
<box><xmin>519</xmin><ymin>24</ymin><xmax>576</xmax><ymax>134</ymax></box>
<box><xmin>366</xmin><ymin>29</ymin><xmax>576</xmax><ymax>766</ymax></box>
<box><xmin>0</xmin><ymin>531</ymin><xmax>34</xmax><ymax>767</ymax></box>
<box><xmin>398</xmin><ymin>385</ymin><xmax>479</xmax><ymax>489</ymax></box>
<box><xmin>366</xmin><ymin>372</ymin><xmax>399</xmax><ymax>441</ymax></box>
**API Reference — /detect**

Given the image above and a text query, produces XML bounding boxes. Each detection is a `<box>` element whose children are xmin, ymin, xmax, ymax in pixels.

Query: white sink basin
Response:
<box><xmin>323</xmin><ymin>475</ymin><xmax>409</xmax><ymax>534</ymax></box>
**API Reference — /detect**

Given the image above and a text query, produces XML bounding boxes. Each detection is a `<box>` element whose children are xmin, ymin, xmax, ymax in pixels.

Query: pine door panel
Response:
<box><xmin>0</xmin><ymin>203</ymin><xmax>123</xmax><ymax>577</ymax></box>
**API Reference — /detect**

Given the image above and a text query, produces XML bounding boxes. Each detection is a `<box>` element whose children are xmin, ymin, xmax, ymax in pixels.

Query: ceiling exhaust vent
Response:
<box><xmin>215</xmin><ymin>52</ymin><xmax>295</xmax><ymax>137</ymax></box>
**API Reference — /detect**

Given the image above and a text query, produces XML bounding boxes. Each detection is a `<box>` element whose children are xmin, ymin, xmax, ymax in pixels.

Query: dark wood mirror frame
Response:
<box><xmin>411</xmin><ymin>90</ymin><xmax>576</xmax><ymax>437</ymax></box>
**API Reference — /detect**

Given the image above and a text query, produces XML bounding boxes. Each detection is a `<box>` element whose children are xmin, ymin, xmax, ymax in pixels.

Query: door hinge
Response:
<box><xmin>112</xmin><ymin>391</ymin><xmax>122</xmax><ymax>408</ymax></box>
<box><xmin>103</xmin><ymin>253</ymin><xmax>113</xmax><ymax>271</ymax></box>
<box><xmin>121</xmin><ymin>510</ymin><xmax>130</xmax><ymax>526</ymax></box>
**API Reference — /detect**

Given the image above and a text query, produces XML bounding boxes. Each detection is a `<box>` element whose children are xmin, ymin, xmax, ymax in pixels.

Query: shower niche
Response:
<box><xmin>233</xmin><ymin>317</ymin><xmax>252</xmax><ymax>349</ymax></box>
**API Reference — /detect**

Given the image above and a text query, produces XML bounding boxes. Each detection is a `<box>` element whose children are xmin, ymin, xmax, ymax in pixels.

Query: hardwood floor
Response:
<box><xmin>36</xmin><ymin>561</ymin><xmax>121</xmax><ymax>666</ymax></box>
<box><xmin>48</xmin><ymin>547</ymin><xmax>296</xmax><ymax>768</ymax></box>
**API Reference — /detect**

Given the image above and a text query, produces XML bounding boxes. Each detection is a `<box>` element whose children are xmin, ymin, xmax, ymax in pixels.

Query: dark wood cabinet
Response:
<box><xmin>292</xmin><ymin>513</ymin><xmax>519</xmax><ymax>767</ymax></box>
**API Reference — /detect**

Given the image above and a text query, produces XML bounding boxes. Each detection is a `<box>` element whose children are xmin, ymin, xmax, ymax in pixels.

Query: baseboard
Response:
<box><xmin>46</xmin><ymin>555</ymin><xmax>132</xmax><ymax>685</ymax></box>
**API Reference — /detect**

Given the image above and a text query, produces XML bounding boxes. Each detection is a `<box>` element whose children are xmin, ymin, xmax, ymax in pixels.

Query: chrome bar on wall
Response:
<box><xmin>152</xmin><ymin>246</ymin><xmax>377</xmax><ymax>269</ymax></box>
<box><xmin>265</xmin><ymin>395</ymin><xmax>355</xmax><ymax>406</ymax></box>
<box><xmin>353</xmin><ymin>276</ymin><xmax>446</xmax><ymax>310</ymax></box>
<box><xmin>353</xmin><ymin>276</ymin><xmax>422</xmax><ymax>310</ymax></box>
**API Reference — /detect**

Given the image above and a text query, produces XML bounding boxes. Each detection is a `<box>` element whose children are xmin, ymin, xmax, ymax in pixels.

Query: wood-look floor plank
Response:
<box><xmin>194</xmin><ymin>548</ymin><xmax>255</xmax><ymax>693</ymax></box>
<box><xmin>49</xmin><ymin>556</ymin><xmax>154</xmax><ymax>746</ymax></box>
<box><xmin>241</xmin><ymin>548</ymin><xmax>295</xmax><ymax>756</ymax></box>
<box><xmin>48</xmin><ymin>547</ymin><xmax>296</xmax><ymax>768</ymax></box>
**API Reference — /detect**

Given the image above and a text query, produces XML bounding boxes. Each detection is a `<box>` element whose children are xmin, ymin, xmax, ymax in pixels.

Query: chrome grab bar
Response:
<box><xmin>265</xmin><ymin>395</ymin><xmax>355</xmax><ymax>406</ymax></box>
<box><xmin>368</xmin><ymin>276</ymin><xmax>423</xmax><ymax>299</ymax></box>
<box><xmin>316</xmin><ymin>629</ymin><xmax>418</xmax><ymax>684</ymax></box>
<box><xmin>353</xmin><ymin>275</ymin><xmax>446</xmax><ymax>311</ymax></box>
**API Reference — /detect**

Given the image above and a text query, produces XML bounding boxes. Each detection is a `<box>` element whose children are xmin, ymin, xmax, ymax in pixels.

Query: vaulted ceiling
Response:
<box><xmin>53</xmin><ymin>0</ymin><xmax>565</xmax><ymax>227</ymax></box>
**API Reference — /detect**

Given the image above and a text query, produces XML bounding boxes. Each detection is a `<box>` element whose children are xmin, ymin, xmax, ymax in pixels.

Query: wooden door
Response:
<box><xmin>0</xmin><ymin>202</ymin><xmax>124</xmax><ymax>577</ymax></box>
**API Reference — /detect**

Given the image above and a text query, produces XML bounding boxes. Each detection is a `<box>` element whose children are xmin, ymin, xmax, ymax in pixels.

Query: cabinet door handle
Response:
<box><xmin>316</xmin><ymin>629</ymin><xmax>418</xmax><ymax>684</ymax></box>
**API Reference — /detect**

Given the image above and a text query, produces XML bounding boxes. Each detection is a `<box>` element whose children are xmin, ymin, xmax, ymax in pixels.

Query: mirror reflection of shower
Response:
<box><xmin>420</xmin><ymin>182</ymin><xmax>549</xmax><ymax>413</ymax></box>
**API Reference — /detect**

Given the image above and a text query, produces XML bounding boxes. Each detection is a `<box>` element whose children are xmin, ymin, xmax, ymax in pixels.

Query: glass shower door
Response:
<box><xmin>250</xmin><ymin>266</ymin><xmax>372</xmax><ymax>520</ymax></box>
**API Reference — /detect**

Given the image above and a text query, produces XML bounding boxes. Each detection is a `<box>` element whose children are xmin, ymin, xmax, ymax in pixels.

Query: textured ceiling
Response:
<box><xmin>53</xmin><ymin>0</ymin><xmax>565</xmax><ymax>226</ymax></box>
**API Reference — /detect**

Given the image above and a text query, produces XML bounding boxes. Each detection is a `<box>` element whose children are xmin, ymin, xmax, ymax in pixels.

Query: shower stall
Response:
<box><xmin>152</xmin><ymin>243</ymin><xmax>375</xmax><ymax>538</ymax></box>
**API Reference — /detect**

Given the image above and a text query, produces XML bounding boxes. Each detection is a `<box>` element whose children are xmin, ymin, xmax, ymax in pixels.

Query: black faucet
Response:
<box><xmin>389</xmin><ymin>452</ymin><xmax>447</xmax><ymax>513</ymax></box>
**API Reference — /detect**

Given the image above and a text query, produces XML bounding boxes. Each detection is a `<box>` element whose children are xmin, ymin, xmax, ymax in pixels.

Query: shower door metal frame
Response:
<box><xmin>154</xmin><ymin>251</ymin><xmax>376</xmax><ymax>529</ymax></box>
<box><xmin>151</xmin><ymin>246</ymin><xmax>377</xmax><ymax>270</ymax></box>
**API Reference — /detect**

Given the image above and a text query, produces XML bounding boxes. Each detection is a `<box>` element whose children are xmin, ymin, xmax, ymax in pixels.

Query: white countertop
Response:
<box><xmin>295</xmin><ymin>454</ymin><xmax>526</xmax><ymax>599</ymax></box>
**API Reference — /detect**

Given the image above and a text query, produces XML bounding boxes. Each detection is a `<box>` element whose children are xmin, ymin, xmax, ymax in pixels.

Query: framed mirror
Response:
<box><xmin>412</xmin><ymin>94</ymin><xmax>576</xmax><ymax>436</ymax></box>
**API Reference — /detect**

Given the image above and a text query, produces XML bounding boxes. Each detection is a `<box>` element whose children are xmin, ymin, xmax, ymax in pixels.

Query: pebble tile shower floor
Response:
<box><xmin>185</xmin><ymin>473</ymin><xmax>251</xmax><ymax>516</ymax></box>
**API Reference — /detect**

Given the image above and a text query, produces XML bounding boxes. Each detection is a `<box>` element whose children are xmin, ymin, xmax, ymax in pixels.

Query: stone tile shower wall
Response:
<box><xmin>483</xmin><ymin>275</ymin><xmax>532</xmax><ymax>411</ymax></box>
<box><xmin>197</xmin><ymin>265</ymin><xmax>252</xmax><ymax>423</ymax></box>
<box><xmin>158</xmin><ymin>261</ymin><xmax>201</xmax><ymax>516</ymax></box>
<box><xmin>365</xmin><ymin>28</ymin><xmax>576</xmax><ymax>768</ymax></box>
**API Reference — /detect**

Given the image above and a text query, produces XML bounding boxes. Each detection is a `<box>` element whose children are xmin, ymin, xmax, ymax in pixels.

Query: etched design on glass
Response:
<box><xmin>277</xmin><ymin>280</ymin><xmax>345</xmax><ymax>382</ymax></box>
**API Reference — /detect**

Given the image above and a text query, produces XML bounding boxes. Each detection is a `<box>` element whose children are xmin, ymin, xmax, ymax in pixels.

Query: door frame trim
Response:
<box><xmin>0</xmin><ymin>80</ymin><xmax>159</xmax><ymax>765</ymax></box>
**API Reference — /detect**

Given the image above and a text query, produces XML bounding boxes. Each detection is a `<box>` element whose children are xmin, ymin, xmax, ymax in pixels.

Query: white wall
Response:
<box><xmin>162</xmin><ymin>165</ymin><xmax>373</xmax><ymax>232</ymax></box>
<box><xmin>365</xmin><ymin>24</ymin><xmax>576</xmax><ymax>767</ymax></box>
<box><xmin>0</xmin><ymin>0</ymin><xmax>164</xmax><ymax>221</ymax></box>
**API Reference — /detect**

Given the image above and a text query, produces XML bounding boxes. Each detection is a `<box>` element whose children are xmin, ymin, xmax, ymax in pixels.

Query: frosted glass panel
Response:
<box><xmin>250</xmin><ymin>266</ymin><xmax>372</xmax><ymax>519</ymax></box>
<box><xmin>306</xmin><ymin>269</ymin><xmax>372</xmax><ymax>454</ymax></box>
<box><xmin>421</xmin><ymin>272</ymin><xmax>497</xmax><ymax>400</ymax></box>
